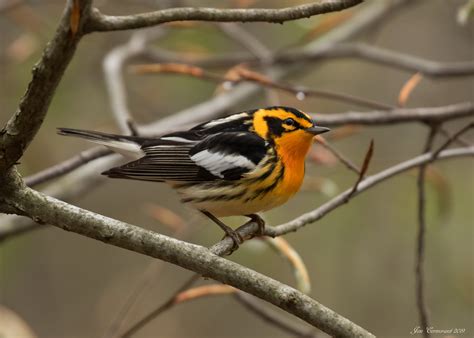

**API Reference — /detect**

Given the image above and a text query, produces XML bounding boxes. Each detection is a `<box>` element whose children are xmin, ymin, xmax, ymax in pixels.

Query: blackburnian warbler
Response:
<box><xmin>59</xmin><ymin>106</ymin><xmax>329</xmax><ymax>248</ymax></box>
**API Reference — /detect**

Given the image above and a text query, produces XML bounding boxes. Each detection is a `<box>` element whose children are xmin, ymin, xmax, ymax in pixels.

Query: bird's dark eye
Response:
<box><xmin>283</xmin><ymin>118</ymin><xmax>296</xmax><ymax>126</ymax></box>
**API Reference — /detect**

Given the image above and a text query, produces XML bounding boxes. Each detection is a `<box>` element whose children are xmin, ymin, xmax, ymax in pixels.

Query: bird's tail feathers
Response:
<box><xmin>58</xmin><ymin>128</ymin><xmax>145</xmax><ymax>159</ymax></box>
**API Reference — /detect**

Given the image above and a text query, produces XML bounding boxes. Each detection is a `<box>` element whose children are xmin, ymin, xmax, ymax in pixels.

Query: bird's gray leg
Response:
<box><xmin>201</xmin><ymin>210</ymin><xmax>243</xmax><ymax>252</ymax></box>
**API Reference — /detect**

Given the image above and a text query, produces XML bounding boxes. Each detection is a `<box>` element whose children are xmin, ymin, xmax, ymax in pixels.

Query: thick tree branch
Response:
<box><xmin>85</xmin><ymin>0</ymin><xmax>364</xmax><ymax>32</ymax></box>
<box><xmin>0</xmin><ymin>0</ymin><xmax>92</xmax><ymax>173</ymax></box>
<box><xmin>0</xmin><ymin>170</ymin><xmax>373</xmax><ymax>338</ymax></box>
<box><xmin>1</xmin><ymin>155</ymin><xmax>116</xmax><ymax>241</ymax></box>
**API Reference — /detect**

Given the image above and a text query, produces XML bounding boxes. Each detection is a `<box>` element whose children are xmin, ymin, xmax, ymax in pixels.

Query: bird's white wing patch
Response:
<box><xmin>190</xmin><ymin>150</ymin><xmax>256</xmax><ymax>178</ymax></box>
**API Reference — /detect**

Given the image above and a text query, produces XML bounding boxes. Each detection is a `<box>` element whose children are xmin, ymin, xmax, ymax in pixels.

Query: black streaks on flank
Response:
<box><xmin>220</xmin><ymin>166</ymin><xmax>250</xmax><ymax>181</ymax></box>
<box><xmin>181</xmin><ymin>190</ymin><xmax>246</xmax><ymax>204</ymax></box>
<box><xmin>245</xmin><ymin>162</ymin><xmax>285</xmax><ymax>202</ymax></box>
<box><xmin>248</xmin><ymin>154</ymin><xmax>277</xmax><ymax>184</ymax></box>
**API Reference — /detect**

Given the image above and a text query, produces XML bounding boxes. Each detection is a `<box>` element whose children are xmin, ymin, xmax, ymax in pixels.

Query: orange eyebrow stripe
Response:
<box><xmin>253</xmin><ymin>110</ymin><xmax>269</xmax><ymax>139</ymax></box>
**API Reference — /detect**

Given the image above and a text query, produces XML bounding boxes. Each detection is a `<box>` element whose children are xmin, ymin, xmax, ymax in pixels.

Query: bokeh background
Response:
<box><xmin>1</xmin><ymin>0</ymin><xmax>473</xmax><ymax>337</ymax></box>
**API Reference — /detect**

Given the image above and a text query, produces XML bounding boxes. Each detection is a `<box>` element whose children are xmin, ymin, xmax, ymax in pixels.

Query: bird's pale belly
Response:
<box><xmin>189</xmin><ymin>193</ymin><xmax>291</xmax><ymax>217</ymax></box>
<box><xmin>172</xmin><ymin>168</ymin><xmax>304</xmax><ymax>217</ymax></box>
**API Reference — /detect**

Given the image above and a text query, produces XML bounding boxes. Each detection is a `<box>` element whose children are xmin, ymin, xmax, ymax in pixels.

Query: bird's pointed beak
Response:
<box><xmin>305</xmin><ymin>126</ymin><xmax>330</xmax><ymax>135</ymax></box>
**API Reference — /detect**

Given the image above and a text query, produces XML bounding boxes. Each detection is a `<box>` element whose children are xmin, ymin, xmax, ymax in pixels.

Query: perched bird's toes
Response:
<box><xmin>221</xmin><ymin>230</ymin><xmax>244</xmax><ymax>253</ymax></box>
<box><xmin>246</xmin><ymin>214</ymin><xmax>266</xmax><ymax>236</ymax></box>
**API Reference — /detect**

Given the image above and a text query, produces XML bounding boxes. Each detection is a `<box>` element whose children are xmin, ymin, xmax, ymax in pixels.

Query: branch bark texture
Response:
<box><xmin>86</xmin><ymin>0</ymin><xmax>364</xmax><ymax>32</ymax></box>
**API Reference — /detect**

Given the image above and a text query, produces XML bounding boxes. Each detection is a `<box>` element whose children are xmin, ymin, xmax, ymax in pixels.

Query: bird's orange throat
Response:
<box><xmin>274</xmin><ymin>130</ymin><xmax>314</xmax><ymax>195</ymax></box>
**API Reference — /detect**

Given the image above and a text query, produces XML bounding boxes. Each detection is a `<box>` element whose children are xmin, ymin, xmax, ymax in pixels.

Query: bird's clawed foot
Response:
<box><xmin>220</xmin><ymin>227</ymin><xmax>244</xmax><ymax>253</ymax></box>
<box><xmin>201</xmin><ymin>210</ymin><xmax>243</xmax><ymax>253</ymax></box>
<box><xmin>245</xmin><ymin>214</ymin><xmax>265</xmax><ymax>237</ymax></box>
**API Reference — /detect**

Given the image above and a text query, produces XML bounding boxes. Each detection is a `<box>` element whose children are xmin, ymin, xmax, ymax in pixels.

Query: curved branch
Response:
<box><xmin>86</xmin><ymin>0</ymin><xmax>364</xmax><ymax>32</ymax></box>
<box><xmin>0</xmin><ymin>155</ymin><xmax>117</xmax><ymax>241</ymax></box>
<box><xmin>1</xmin><ymin>171</ymin><xmax>373</xmax><ymax>338</ymax></box>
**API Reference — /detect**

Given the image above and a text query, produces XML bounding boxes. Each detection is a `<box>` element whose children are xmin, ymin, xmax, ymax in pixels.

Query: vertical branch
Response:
<box><xmin>415</xmin><ymin>126</ymin><xmax>438</xmax><ymax>338</ymax></box>
<box><xmin>0</xmin><ymin>0</ymin><xmax>93</xmax><ymax>173</ymax></box>
<box><xmin>103</xmin><ymin>28</ymin><xmax>167</xmax><ymax>134</ymax></box>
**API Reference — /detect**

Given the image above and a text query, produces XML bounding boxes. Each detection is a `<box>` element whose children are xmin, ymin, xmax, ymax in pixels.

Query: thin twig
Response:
<box><xmin>431</xmin><ymin>122</ymin><xmax>474</xmax><ymax>159</ymax></box>
<box><xmin>415</xmin><ymin>126</ymin><xmax>438</xmax><ymax>338</ymax></box>
<box><xmin>315</xmin><ymin>137</ymin><xmax>361</xmax><ymax>174</ymax></box>
<box><xmin>25</xmin><ymin>147</ymin><xmax>110</xmax><ymax>187</ymax></box>
<box><xmin>86</xmin><ymin>1</ymin><xmax>364</xmax><ymax>32</ymax></box>
<box><xmin>345</xmin><ymin>139</ymin><xmax>374</xmax><ymax>200</ymax></box>
<box><xmin>103</xmin><ymin>28</ymin><xmax>167</xmax><ymax>134</ymax></box>
<box><xmin>438</xmin><ymin>127</ymin><xmax>471</xmax><ymax>148</ymax></box>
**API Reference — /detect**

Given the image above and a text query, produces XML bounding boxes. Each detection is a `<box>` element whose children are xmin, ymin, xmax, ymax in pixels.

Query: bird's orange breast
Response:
<box><xmin>272</xmin><ymin>130</ymin><xmax>314</xmax><ymax>198</ymax></box>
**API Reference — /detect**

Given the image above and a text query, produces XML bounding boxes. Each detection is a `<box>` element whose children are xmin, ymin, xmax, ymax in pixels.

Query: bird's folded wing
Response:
<box><xmin>189</xmin><ymin>132</ymin><xmax>267</xmax><ymax>180</ymax></box>
<box><xmin>102</xmin><ymin>132</ymin><xmax>268</xmax><ymax>182</ymax></box>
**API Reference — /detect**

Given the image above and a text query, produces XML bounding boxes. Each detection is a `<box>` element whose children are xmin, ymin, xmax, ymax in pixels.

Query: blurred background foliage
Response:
<box><xmin>0</xmin><ymin>0</ymin><xmax>473</xmax><ymax>337</ymax></box>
